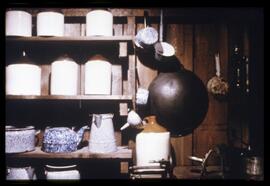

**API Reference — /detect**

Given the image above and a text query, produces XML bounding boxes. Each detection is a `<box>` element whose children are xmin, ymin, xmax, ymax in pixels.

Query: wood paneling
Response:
<box><xmin>6</xmin><ymin>8</ymin><xmax>258</xmax><ymax>171</ymax></box>
<box><xmin>193</xmin><ymin>24</ymin><xmax>228</xmax><ymax>161</ymax></box>
<box><xmin>166</xmin><ymin>24</ymin><xmax>194</xmax><ymax>166</ymax></box>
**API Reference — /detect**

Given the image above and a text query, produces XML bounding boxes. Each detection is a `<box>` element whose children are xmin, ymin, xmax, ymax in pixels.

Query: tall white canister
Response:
<box><xmin>86</xmin><ymin>9</ymin><xmax>113</xmax><ymax>36</ymax></box>
<box><xmin>37</xmin><ymin>11</ymin><xmax>64</xmax><ymax>36</ymax></box>
<box><xmin>6</xmin><ymin>10</ymin><xmax>32</xmax><ymax>37</ymax></box>
<box><xmin>6</xmin><ymin>52</ymin><xmax>41</xmax><ymax>95</ymax></box>
<box><xmin>84</xmin><ymin>55</ymin><xmax>112</xmax><ymax>95</ymax></box>
<box><xmin>51</xmin><ymin>55</ymin><xmax>79</xmax><ymax>95</ymax></box>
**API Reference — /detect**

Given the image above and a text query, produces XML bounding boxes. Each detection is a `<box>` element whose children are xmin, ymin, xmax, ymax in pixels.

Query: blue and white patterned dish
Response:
<box><xmin>42</xmin><ymin>127</ymin><xmax>79</xmax><ymax>153</ymax></box>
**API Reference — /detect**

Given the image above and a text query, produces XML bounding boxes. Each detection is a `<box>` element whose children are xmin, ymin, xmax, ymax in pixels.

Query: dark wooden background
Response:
<box><xmin>6</xmin><ymin>8</ymin><xmax>264</xmax><ymax>168</ymax></box>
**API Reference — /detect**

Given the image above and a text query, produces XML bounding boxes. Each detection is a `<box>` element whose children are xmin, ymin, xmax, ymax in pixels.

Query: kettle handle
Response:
<box><xmin>76</xmin><ymin>125</ymin><xmax>89</xmax><ymax>146</ymax></box>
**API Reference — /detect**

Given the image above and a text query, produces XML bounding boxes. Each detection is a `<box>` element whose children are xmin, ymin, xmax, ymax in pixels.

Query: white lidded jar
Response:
<box><xmin>84</xmin><ymin>55</ymin><xmax>112</xmax><ymax>95</ymax></box>
<box><xmin>45</xmin><ymin>165</ymin><xmax>80</xmax><ymax>180</ymax></box>
<box><xmin>6</xmin><ymin>51</ymin><xmax>41</xmax><ymax>95</ymax></box>
<box><xmin>37</xmin><ymin>10</ymin><xmax>64</xmax><ymax>36</ymax></box>
<box><xmin>136</xmin><ymin>115</ymin><xmax>170</xmax><ymax>167</ymax></box>
<box><xmin>51</xmin><ymin>55</ymin><xmax>79</xmax><ymax>95</ymax></box>
<box><xmin>86</xmin><ymin>9</ymin><xmax>113</xmax><ymax>36</ymax></box>
<box><xmin>6</xmin><ymin>10</ymin><xmax>32</xmax><ymax>37</ymax></box>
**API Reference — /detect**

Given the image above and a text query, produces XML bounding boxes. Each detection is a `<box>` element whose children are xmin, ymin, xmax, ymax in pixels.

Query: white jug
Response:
<box><xmin>136</xmin><ymin>116</ymin><xmax>170</xmax><ymax>167</ymax></box>
<box><xmin>89</xmin><ymin>113</ymin><xmax>117</xmax><ymax>153</ymax></box>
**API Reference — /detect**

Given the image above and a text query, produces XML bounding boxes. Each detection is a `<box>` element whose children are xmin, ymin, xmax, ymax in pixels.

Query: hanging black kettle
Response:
<box><xmin>148</xmin><ymin>67</ymin><xmax>209</xmax><ymax>136</ymax></box>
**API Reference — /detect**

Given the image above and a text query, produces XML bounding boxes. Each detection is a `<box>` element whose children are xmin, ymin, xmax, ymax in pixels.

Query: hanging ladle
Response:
<box><xmin>154</xmin><ymin>9</ymin><xmax>175</xmax><ymax>61</ymax></box>
<box><xmin>207</xmin><ymin>53</ymin><xmax>229</xmax><ymax>99</ymax></box>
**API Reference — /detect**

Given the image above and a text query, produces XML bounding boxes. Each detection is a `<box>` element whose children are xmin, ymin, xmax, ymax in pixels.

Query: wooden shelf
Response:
<box><xmin>6</xmin><ymin>36</ymin><xmax>133</xmax><ymax>43</ymax></box>
<box><xmin>6</xmin><ymin>95</ymin><xmax>133</xmax><ymax>101</ymax></box>
<box><xmin>7</xmin><ymin>146</ymin><xmax>132</xmax><ymax>160</ymax></box>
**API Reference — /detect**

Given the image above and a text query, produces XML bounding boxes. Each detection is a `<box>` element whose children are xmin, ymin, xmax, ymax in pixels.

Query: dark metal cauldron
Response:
<box><xmin>148</xmin><ymin>69</ymin><xmax>209</xmax><ymax>136</ymax></box>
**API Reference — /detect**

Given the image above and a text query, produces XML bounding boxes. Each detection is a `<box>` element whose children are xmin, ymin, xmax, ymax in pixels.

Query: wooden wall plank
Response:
<box><xmin>64</xmin><ymin>24</ymin><xmax>81</xmax><ymax>36</ymax></box>
<box><xmin>166</xmin><ymin>24</ymin><xmax>194</xmax><ymax>166</ymax></box>
<box><xmin>193</xmin><ymin>24</ymin><xmax>228</xmax><ymax>162</ymax></box>
<box><xmin>112</xmin><ymin>65</ymin><xmax>122</xmax><ymax>95</ymax></box>
<box><xmin>40</xmin><ymin>65</ymin><xmax>50</xmax><ymax>96</ymax></box>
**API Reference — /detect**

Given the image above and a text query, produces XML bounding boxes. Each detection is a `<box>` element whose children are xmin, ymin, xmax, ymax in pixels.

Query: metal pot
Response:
<box><xmin>5</xmin><ymin>126</ymin><xmax>40</xmax><ymax>153</ymax></box>
<box><xmin>42</xmin><ymin>126</ymin><xmax>88</xmax><ymax>153</ymax></box>
<box><xmin>245</xmin><ymin>156</ymin><xmax>263</xmax><ymax>176</ymax></box>
<box><xmin>148</xmin><ymin>70</ymin><xmax>209</xmax><ymax>136</ymax></box>
<box><xmin>154</xmin><ymin>42</ymin><xmax>175</xmax><ymax>61</ymax></box>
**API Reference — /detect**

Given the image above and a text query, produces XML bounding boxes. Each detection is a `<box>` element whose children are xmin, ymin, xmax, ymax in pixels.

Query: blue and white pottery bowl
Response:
<box><xmin>42</xmin><ymin>127</ymin><xmax>78</xmax><ymax>153</ymax></box>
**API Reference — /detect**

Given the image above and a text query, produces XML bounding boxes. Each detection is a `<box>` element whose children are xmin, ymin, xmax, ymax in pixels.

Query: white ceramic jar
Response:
<box><xmin>45</xmin><ymin>165</ymin><xmax>80</xmax><ymax>180</ymax></box>
<box><xmin>6</xmin><ymin>64</ymin><xmax>41</xmax><ymax>95</ymax></box>
<box><xmin>6</xmin><ymin>10</ymin><xmax>32</xmax><ymax>37</ymax></box>
<box><xmin>84</xmin><ymin>59</ymin><xmax>112</xmax><ymax>95</ymax></box>
<box><xmin>6</xmin><ymin>166</ymin><xmax>37</xmax><ymax>180</ymax></box>
<box><xmin>51</xmin><ymin>56</ymin><xmax>79</xmax><ymax>95</ymax></box>
<box><xmin>37</xmin><ymin>11</ymin><xmax>64</xmax><ymax>36</ymax></box>
<box><xmin>86</xmin><ymin>10</ymin><xmax>113</xmax><ymax>36</ymax></box>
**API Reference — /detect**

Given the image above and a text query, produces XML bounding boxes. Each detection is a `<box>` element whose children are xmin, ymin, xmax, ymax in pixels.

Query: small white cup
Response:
<box><xmin>136</xmin><ymin>87</ymin><xmax>149</xmax><ymax>105</ymax></box>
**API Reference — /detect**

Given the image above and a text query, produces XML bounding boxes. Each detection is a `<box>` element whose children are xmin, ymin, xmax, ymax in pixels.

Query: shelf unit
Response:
<box><xmin>5</xmin><ymin>9</ymin><xmax>137</xmax><ymax>179</ymax></box>
<box><xmin>6</xmin><ymin>95</ymin><xmax>133</xmax><ymax>101</ymax></box>
<box><xmin>6</xmin><ymin>36</ymin><xmax>133</xmax><ymax>43</ymax></box>
<box><xmin>7</xmin><ymin>146</ymin><xmax>132</xmax><ymax>160</ymax></box>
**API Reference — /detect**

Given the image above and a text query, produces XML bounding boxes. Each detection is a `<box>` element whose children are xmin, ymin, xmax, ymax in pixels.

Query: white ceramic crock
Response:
<box><xmin>6</xmin><ymin>166</ymin><xmax>37</xmax><ymax>180</ymax></box>
<box><xmin>37</xmin><ymin>11</ymin><xmax>64</xmax><ymax>36</ymax></box>
<box><xmin>51</xmin><ymin>57</ymin><xmax>79</xmax><ymax>95</ymax></box>
<box><xmin>6</xmin><ymin>10</ymin><xmax>32</xmax><ymax>37</ymax></box>
<box><xmin>6</xmin><ymin>64</ymin><xmax>41</xmax><ymax>95</ymax></box>
<box><xmin>84</xmin><ymin>60</ymin><xmax>112</xmax><ymax>95</ymax></box>
<box><xmin>86</xmin><ymin>10</ymin><xmax>113</xmax><ymax>36</ymax></box>
<box><xmin>136</xmin><ymin>132</ymin><xmax>170</xmax><ymax>167</ymax></box>
<box><xmin>45</xmin><ymin>165</ymin><xmax>80</xmax><ymax>180</ymax></box>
